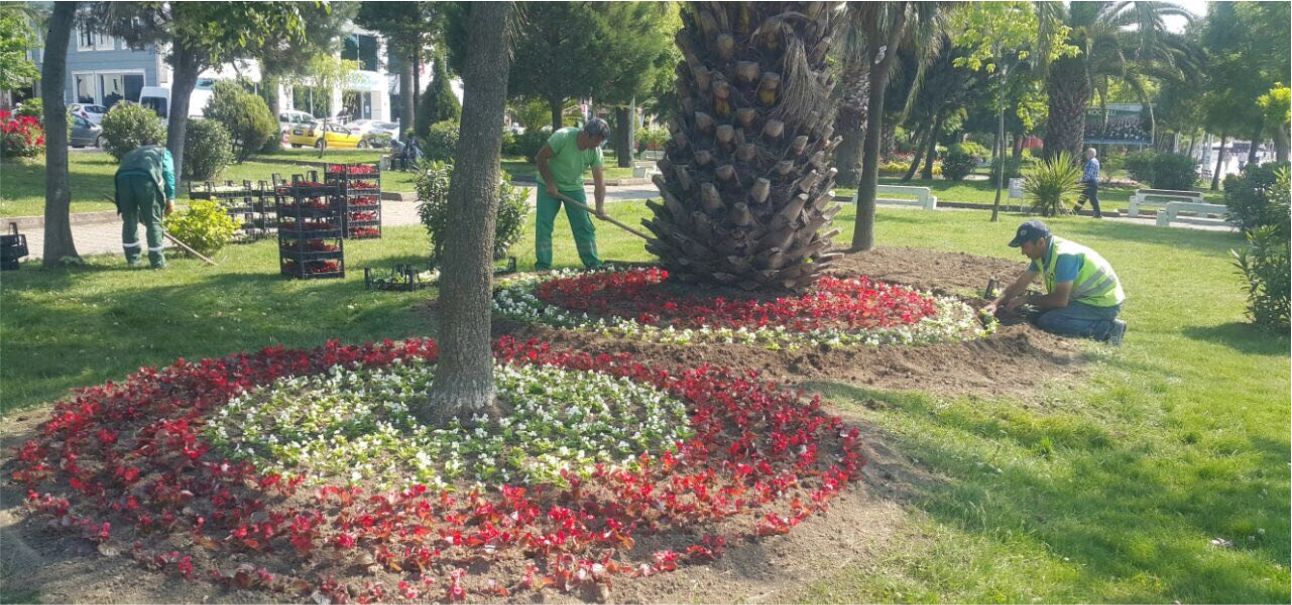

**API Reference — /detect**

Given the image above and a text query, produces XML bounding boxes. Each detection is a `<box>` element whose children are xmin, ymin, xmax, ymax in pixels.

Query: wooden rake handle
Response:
<box><xmin>554</xmin><ymin>192</ymin><xmax>651</xmax><ymax>241</ymax></box>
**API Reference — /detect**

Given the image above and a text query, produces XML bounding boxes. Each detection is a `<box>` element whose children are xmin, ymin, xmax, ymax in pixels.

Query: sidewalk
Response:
<box><xmin>16</xmin><ymin>183</ymin><xmax>662</xmax><ymax>261</ymax></box>
<box><xmin>14</xmin><ymin>182</ymin><xmax>1233</xmax><ymax>261</ymax></box>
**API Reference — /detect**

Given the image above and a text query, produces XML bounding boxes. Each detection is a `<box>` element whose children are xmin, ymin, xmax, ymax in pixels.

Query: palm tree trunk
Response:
<box><xmin>1044</xmin><ymin>54</ymin><xmax>1089</xmax><ymax>160</ymax></box>
<box><xmin>420</xmin><ymin>0</ymin><xmax>515</xmax><ymax>425</ymax></box>
<box><xmin>166</xmin><ymin>47</ymin><xmax>201</xmax><ymax>191</ymax></box>
<box><xmin>851</xmin><ymin>66</ymin><xmax>891</xmax><ymax>252</ymax></box>
<box><xmin>1211</xmin><ymin>133</ymin><xmax>1227</xmax><ymax>191</ymax></box>
<box><xmin>834</xmin><ymin>61</ymin><xmax>869</xmax><ymax>188</ymax></box>
<box><xmin>902</xmin><ymin>124</ymin><xmax>928</xmax><ymax>181</ymax></box>
<box><xmin>920</xmin><ymin>110</ymin><xmax>942</xmax><ymax>180</ymax></box>
<box><xmin>41</xmin><ymin>1</ymin><xmax>79</xmax><ymax>267</ymax></box>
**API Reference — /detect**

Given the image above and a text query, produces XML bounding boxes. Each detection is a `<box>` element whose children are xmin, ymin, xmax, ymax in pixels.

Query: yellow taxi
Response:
<box><xmin>284</xmin><ymin>121</ymin><xmax>367</xmax><ymax>150</ymax></box>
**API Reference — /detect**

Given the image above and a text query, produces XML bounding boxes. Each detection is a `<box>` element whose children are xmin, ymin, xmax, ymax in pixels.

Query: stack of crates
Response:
<box><xmin>325</xmin><ymin>163</ymin><xmax>383</xmax><ymax>239</ymax></box>
<box><xmin>275</xmin><ymin>173</ymin><xmax>345</xmax><ymax>279</ymax></box>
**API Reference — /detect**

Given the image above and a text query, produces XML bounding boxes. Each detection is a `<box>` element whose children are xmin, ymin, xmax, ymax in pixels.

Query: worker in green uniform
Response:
<box><xmin>534</xmin><ymin>118</ymin><xmax>609</xmax><ymax>270</ymax></box>
<box><xmin>983</xmin><ymin>220</ymin><xmax>1127</xmax><ymax>344</ymax></box>
<box><xmin>114</xmin><ymin>144</ymin><xmax>176</xmax><ymax>268</ymax></box>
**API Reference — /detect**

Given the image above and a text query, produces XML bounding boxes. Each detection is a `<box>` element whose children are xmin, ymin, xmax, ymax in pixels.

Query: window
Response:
<box><xmin>76</xmin><ymin>27</ymin><xmax>111</xmax><ymax>51</ymax></box>
<box><xmin>74</xmin><ymin>74</ymin><xmax>96</xmax><ymax>104</ymax></box>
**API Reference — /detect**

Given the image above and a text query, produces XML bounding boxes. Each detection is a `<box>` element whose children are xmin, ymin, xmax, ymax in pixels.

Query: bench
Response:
<box><xmin>875</xmin><ymin>184</ymin><xmax>938</xmax><ymax>210</ymax></box>
<box><xmin>1128</xmin><ymin>188</ymin><xmax>1205</xmax><ymax>217</ymax></box>
<box><xmin>1155</xmin><ymin>201</ymin><xmax>1233</xmax><ymax>228</ymax></box>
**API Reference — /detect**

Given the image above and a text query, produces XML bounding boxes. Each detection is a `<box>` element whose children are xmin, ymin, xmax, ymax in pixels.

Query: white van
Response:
<box><xmin>139</xmin><ymin>85</ymin><xmax>214</xmax><ymax>120</ymax></box>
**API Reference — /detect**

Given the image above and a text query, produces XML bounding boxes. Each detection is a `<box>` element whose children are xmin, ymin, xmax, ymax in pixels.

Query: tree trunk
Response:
<box><xmin>419</xmin><ymin>1</ymin><xmax>514</xmax><ymax>425</ymax></box>
<box><xmin>1187</xmin><ymin>133</ymin><xmax>1197</xmax><ymax>158</ymax></box>
<box><xmin>412</xmin><ymin>45</ymin><xmax>422</xmax><ymax>134</ymax></box>
<box><xmin>920</xmin><ymin>111</ymin><xmax>942</xmax><ymax>180</ymax></box>
<box><xmin>1043</xmin><ymin>54</ymin><xmax>1089</xmax><ymax>160</ymax></box>
<box><xmin>1211</xmin><ymin>133</ymin><xmax>1227</xmax><ymax>191</ymax></box>
<box><xmin>399</xmin><ymin>43</ymin><xmax>415</xmax><ymax>137</ymax></box>
<box><xmin>41</xmin><ymin>1</ymin><xmax>79</xmax><ymax>267</ymax></box>
<box><xmin>1273</xmin><ymin>123</ymin><xmax>1290</xmax><ymax>163</ymax></box>
<box><xmin>167</xmin><ymin>48</ymin><xmax>201</xmax><ymax>192</ymax></box>
<box><xmin>550</xmin><ymin>96</ymin><xmax>563</xmax><ymax>132</ymax></box>
<box><xmin>991</xmin><ymin>103</ymin><xmax>1006</xmax><ymax>222</ymax></box>
<box><xmin>614</xmin><ymin>105</ymin><xmax>633</xmax><ymax>167</ymax></box>
<box><xmin>901</xmin><ymin>123</ymin><xmax>928</xmax><ymax>182</ymax></box>
<box><xmin>850</xmin><ymin>66</ymin><xmax>890</xmax><ymax>252</ymax></box>
<box><xmin>833</xmin><ymin>61</ymin><xmax>869</xmax><ymax>188</ymax></box>
<box><xmin>263</xmin><ymin>75</ymin><xmax>283</xmax><ymax>152</ymax></box>
<box><xmin>1248</xmin><ymin>122</ymin><xmax>1261</xmax><ymax>166</ymax></box>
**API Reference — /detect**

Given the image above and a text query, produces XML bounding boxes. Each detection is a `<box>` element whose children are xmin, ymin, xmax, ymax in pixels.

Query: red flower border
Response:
<box><xmin>11</xmin><ymin>337</ymin><xmax>864</xmax><ymax>602</ymax></box>
<box><xmin>534</xmin><ymin>268</ymin><xmax>937</xmax><ymax>332</ymax></box>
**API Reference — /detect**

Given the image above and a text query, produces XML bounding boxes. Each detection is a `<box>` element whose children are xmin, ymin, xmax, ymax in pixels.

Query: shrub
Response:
<box><xmin>1223</xmin><ymin>162</ymin><xmax>1291</xmax><ymax>233</ymax></box>
<box><xmin>0</xmin><ymin>108</ymin><xmax>44</xmax><ymax>158</ymax></box>
<box><xmin>422</xmin><ymin>120</ymin><xmax>459</xmax><ymax>162</ymax></box>
<box><xmin>15</xmin><ymin>99</ymin><xmax>42</xmax><ymax>120</ymax></box>
<box><xmin>163</xmin><ymin>199</ymin><xmax>240</xmax><ymax>256</ymax></box>
<box><xmin>990</xmin><ymin>153</ymin><xmax>1038</xmax><ymax>180</ymax></box>
<box><xmin>1150</xmin><ymin>152</ymin><xmax>1199</xmax><ymax>190</ymax></box>
<box><xmin>941</xmin><ymin>144</ymin><xmax>978</xmax><ymax>181</ymax></box>
<box><xmin>1124</xmin><ymin>150</ymin><xmax>1157</xmax><ymax>184</ymax></box>
<box><xmin>203</xmin><ymin>81</ymin><xmax>276</xmax><ymax>162</ymax></box>
<box><xmin>637</xmin><ymin>126</ymin><xmax>669</xmax><ymax>152</ymax></box>
<box><xmin>1023</xmin><ymin>151</ymin><xmax>1083</xmax><ymax>217</ymax></box>
<box><xmin>504</xmin><ymin>130</ymin><xmax>548</xmax><ymax>161</ymax></box>
<box><xmin>1231</xmin><ymin>166</ymin><xmax>1289</xmax><ymax>331</ymax></box>
<box><xmin>182</xmin><ymin>119</ymin><xmax>233</xmax><ymax>181</ymax></box>
<box><xmin>99</xmin><ymin>102</ymin><xmax>165</xmax><ymax>161</ymax></box>
<box><xmin>416</xmin><ymin>160</ymin><xmax>528</xmax><ymax>263</ymax></box>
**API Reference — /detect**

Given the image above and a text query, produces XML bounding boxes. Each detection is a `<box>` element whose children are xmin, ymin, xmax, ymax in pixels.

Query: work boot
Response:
<box><xmin>1106</xmin><ymin>319</ymin><xmax>1127</xmax><ymax>346</ymax></box>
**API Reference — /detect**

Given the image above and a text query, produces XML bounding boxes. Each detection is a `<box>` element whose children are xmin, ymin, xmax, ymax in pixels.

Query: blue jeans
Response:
<box><xmin>1035</xmin><ymin>301</ymin><xmax>1121</xmax><ymax>341</ymax></box>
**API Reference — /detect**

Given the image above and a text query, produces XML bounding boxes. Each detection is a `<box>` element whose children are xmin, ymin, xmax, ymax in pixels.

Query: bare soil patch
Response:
<box><xmin>0</xmin><ymin>247</ymin><xmax>1085</xmax><ymax>604</ymax></box>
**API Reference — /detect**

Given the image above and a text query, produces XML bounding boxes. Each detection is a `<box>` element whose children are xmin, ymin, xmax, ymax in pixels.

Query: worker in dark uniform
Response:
<box><xmin>114</xmin><ymin>145</ymin><xmax>176</xmax><ymax>268</ymax></box>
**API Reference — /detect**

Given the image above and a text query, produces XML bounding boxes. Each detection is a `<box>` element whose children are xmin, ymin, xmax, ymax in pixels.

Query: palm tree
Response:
<box><xmin>418</xmin><ymin>1</ymin><xmax>515</xmax><ymax>424</ymax></box>
<box><xmin>838</xmin><ymin>1</ymin><xmax>949</xmax><ymax>252</ymax></box>
<box><xmin>1042</xmin><ymin>1</ymin><xmax>1194</xmax><ymax>159</ymax></box>
<box><xmin>644</xmin><ymin>2</ymin><xmax>842</xmax><ymax>291</ymax></box>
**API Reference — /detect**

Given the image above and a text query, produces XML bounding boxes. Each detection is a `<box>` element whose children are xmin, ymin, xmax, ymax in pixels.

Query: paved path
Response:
<box><xmin>15</xmin><ymin>183</ymin><xmax>1233</xmax><ymax>261</ymax></box>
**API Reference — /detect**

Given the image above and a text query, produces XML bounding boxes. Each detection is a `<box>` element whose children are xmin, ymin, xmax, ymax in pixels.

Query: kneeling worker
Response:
<box><xmin>982</xmin><ymin>220</ymin><xmax>1127</xmax><ymax>344</ymax></box>
<box><xmin>114</xmin><ymin>144</ymin><xmax>176</xmax><ymax>268</ymax></box>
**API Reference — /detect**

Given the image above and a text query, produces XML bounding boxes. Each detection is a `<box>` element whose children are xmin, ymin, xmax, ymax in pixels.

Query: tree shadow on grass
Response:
<box><xmin>1181</xmin><ymin>322</ymin><xmax>1290</xmax><ymax>356</ymax></box>
<box><xmin>803</xmin><ymin>381</ymin><xmax>1290</xmax><ymax>603</ymax></box>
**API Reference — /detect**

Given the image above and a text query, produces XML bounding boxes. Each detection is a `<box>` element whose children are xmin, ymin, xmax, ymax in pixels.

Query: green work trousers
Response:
<box><xmin>117</xmin><ymin>174</ymin><xmax>167</xmax><ymax>268</ymax></box>
<box><xmin>535</xmin><ymin>187</ymin><xmax>602</xmax><ymax>270</ymax></box>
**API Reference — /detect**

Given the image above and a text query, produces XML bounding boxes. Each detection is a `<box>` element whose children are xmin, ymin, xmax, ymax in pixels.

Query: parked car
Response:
<box><xmin>138</xmin><ymin>85</ymin><xmax>211</xmax><ymax>119</ymax></box>
<box><xmin>284</xmin><ymin>120</ymin><xmax>365</xmax><ymax>150</ymax></box>
<box><xmin>279</xmin><ymin>110</ymin><xmax>318</xmax><ymax>140</ymax></box>
<box><xmin>69</xmin><ymin>103</ymin><xmax>108</xmax><ymax>125</ymax></box>
<box><xmin>343</xmin><ymin>119</ymin><xmax>401</xmax><ymax>147</ymax></box>
<box><xmin>69</xmin><ymin>115</ymin><xmax>103</xmax><ymax>148</ymax></box>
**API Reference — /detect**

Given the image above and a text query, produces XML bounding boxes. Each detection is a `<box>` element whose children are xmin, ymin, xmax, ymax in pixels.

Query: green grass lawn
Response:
<box><xmin>836</xmin><ymin>175</ymin><xmax>1226</xmax><ymax>211</ymax></box>
<box><xmin>1</xmin><ymin>153</ymin><xmax>123</xmax><ymax>217</ymax></box>
<box><xmin>0</xmin><ymin>200</ymin><xmax>1286</xmax><ymax>601</ymax></box>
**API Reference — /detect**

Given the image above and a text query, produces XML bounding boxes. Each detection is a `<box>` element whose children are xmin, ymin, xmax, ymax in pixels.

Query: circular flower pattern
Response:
<box><xmin>207</xmin><ymin>360</ymin><xmax>692</xmax><ymax>489</ymax></box>
<box><xmin>12</xmin><ymin>337</ymin><xmax>864</xmax><ymax>601</ymax></box>
<box><xmin>495</xmin><ymin>267</ymin><xmax>992</xmax><ymax>349</ymax></box>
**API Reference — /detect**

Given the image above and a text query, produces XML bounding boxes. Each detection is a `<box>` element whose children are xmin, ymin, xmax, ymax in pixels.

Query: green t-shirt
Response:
<box><xmin>539</xmin><ymin>127</ymin><xmax>602</xmax><ymax>191</ymax></box>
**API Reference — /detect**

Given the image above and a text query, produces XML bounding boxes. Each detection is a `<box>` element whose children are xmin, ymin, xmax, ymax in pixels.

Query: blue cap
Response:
<box><xmin>1008</xmin><ymin>220</ymin><xmax>1051</xmax><ymax>247</ymax></box>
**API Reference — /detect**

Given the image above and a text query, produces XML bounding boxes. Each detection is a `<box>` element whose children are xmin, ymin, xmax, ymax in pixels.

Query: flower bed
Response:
<box><xmin>496</xmin><ymin>267</ymin><xmax>991</xmax><ymax>349</ymax></box>
<box><xmin>12</xmin><ymin>337</ymin><xmax>863</xmax><ymax>601</ymax></box>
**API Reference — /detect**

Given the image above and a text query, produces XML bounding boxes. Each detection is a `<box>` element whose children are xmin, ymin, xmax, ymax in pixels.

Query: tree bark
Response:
<box><xmin>920</xmin><ymin>111</ymin><xmax>942</xmax><ymax>180</ymax></box>
<box><xmin>41</xmin><ymin>1</ymin><xmax>79</xmax><ymax>267</ymax></box>
<box><xmin>166</xmin><ymin>47</ymin><xmax>201</xmax><ymax>192</ymax></box>
<box><xmin>614</xmin><ymin>105</ymin><xmax>633</xmax><ymax>167</ymax></box>
<box><xmin>850</xmin><ymin>58</ymin><xmax>893</xmax><ymax>252</ymax></box>
<box><xmin>1043</xmin><ymin>54</ymin><xmax>1089</xmax><ymax>160</ymax></box>
<box><xmin>419</xmin><ymin>1</ymin><xmax>514</xmax><ymax>425</ymax></box>
<box><xmin>263</xmin><ymin>75</ymin><xmax>283</xmax><ymax>152</ymax></box>
<box><xmin>1247</xmin><ymin>122</ymin><xmax>1261</xmax><ymax>166</ymax></box>
<box><xmin>901</xmin><ymin>123</ymin><xmax>928</xmax><ymax>181</ymax></box>
<box><xmin>991</xmin><ymin>102</ymin><xmax>1006</xmax><ymax>222</ymax></box>
<box><xmin>833</xmin><ymin>61</ymin><xmax>869</xmax><ymax>188</ymax></box>
<box><xmin>1211</xmin><ymin>133</ymin><xmax>1227</xmax><ymax>191</ymax></box>
<box><xmin>412</xmin><ymin>44</ymin><xmax>422</xmax><ymax>135</ymax></box>
<box><xmin>399</xmin><ymin>42</ymin><xmax>415</xmax><ymax>137</ymax></box>
<box><xmin>550</xmin><ymin>96</ymin><xmax>563</xmax><ymax>132</ymax></box>
<box><xmin>1273</xmin><ymin>123</ymin><xmax>1290</xmax><ymax>163</ymax></box>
